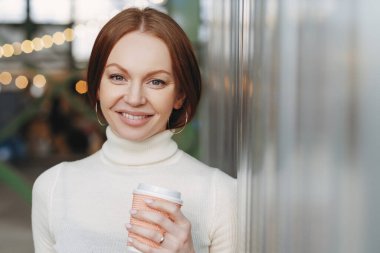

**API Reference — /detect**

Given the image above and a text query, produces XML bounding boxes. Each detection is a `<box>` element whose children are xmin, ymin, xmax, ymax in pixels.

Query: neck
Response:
<box><xmin>101</xmin><ymin>127</ymin><xmax>178</xmax><ymax>166</ymax></box>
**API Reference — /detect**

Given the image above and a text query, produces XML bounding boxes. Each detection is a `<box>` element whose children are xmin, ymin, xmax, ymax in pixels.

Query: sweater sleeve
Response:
<box><xmin>32</xmin><ymin>164</ymin><xmax>62</xmax><ymax>253</ymax></box>
<box><xmin>209</xmin><ymin>170</ymin><xmax>238</xmax><ymax>253</ymax></box>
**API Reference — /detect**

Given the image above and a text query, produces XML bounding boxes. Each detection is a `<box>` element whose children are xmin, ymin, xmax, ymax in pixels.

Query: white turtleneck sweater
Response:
<box><xmin>32</xmin><ymin>128</ymin><xmax>237</xmax><ymax>253</ymax></box>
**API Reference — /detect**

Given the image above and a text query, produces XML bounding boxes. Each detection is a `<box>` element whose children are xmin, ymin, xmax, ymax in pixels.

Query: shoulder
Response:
<box><xmin>33</xmin><ymin>152</ymin><xmax>100</xmax><ymax>193</ymax></box>
<box><xmin>33</xmin><ymin>163</ymin><xmax>64</xmax><ymax>194</ymax></box>
<box><xmin>178</xmin><ymin>151</ymin><xmax>236</xmax><ymax>192</ymax></box>
<box><xmin>177</xmin><ymin>151</ymin><xmax>218</xmax><ymax>174</ymax></box>
<box><xmin>210</xmin><ymin>168</ymin><xmax>237</xmax><ymax>204</ymax></box>
<box><xmin>32</xmin><ymin>162</ymin><xmax>65</xmax><ymax>211</ymax></box>
<box><xmin>211</xmin><ymin>168</ymin><xmax>237</xmax><ymax>193</ymax></box>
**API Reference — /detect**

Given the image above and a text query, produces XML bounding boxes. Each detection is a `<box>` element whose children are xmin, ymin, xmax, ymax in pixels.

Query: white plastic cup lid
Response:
<box><xmin>133</xmin><ymin>183</ymin><xmax>183</xmax><ymax>205</ymax></box>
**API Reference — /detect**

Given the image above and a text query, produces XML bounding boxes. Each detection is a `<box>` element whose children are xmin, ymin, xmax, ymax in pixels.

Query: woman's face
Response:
<box><xmin>98</xmin><ymin>31</ymin><xmax>184</xmax><ymax>141</ymax></box>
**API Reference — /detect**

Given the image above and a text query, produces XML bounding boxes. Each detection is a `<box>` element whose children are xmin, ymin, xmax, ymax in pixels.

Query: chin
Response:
<box><xmin>112</xmin><ymin>127</ymin><xmax>158</xmax><ymax>142</ymax></box>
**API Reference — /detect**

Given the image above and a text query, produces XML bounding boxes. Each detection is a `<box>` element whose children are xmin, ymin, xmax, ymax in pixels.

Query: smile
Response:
<box><xmin>121</xmin><ymin>112</ymin><xmax>151</xmax><ymax>120</ymax></box>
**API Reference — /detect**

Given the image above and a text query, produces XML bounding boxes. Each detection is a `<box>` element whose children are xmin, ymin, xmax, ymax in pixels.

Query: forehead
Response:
<box><xmin>106</xmin><ymin>31</ymin><xmax>172</xmax><ymax>73</ymax></box>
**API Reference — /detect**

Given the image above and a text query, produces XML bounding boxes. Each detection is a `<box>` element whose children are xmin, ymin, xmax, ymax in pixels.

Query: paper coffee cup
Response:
<box><xmin>127</xmin><ymin>183</ymin><xmax>182</xmax><ymax>253</ymax></box>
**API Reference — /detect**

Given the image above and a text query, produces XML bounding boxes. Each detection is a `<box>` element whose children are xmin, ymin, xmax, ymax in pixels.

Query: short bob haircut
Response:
<box><xmin>87</xmin><ymin>7</ymin><xmax>201</xmax><ymax>129</ymax></box>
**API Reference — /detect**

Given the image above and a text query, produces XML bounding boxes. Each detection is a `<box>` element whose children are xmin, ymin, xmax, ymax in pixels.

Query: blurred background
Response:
<box><xmin>0</xmin><ymin>0</ymin><xmax>201</xmax><ymax>251</ymax></box>
<box><xmin>1</xmin><ymin>0</ymin><xmax>380</xmax><ymax>253</ymax></box>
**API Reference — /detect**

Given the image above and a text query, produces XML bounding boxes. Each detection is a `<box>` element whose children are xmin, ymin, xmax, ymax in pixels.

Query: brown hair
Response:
<box><xmin>87</xmin><ymin>7</ymin><xmax>201</xmax><ymax>129</ymax></box>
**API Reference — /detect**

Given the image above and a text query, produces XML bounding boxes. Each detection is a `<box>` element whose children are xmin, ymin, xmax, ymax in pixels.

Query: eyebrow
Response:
<box><xmin>105</xmin><ymin>63</ymin><xmax>172</xmax><ymax>77</ymax></box>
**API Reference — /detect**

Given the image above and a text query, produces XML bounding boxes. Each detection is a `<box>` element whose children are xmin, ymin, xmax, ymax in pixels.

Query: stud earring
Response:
<box><xmin>95</xmin><ymin>102</ymin><xmax>107</xmax><ymax>126</ymax></box>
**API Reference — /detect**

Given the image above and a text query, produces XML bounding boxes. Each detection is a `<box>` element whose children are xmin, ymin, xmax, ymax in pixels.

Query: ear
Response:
<box><xmin>173</xmin><ymin>93</ymin><xmax>186</xmax><ymax>110</ymax></box>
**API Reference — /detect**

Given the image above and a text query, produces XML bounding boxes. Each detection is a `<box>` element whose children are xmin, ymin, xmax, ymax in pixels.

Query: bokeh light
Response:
<box><xmin>33</xmin><ymin>74</ymin><xmax>47</xmax><ymax>88</ymax></box>
<box><xmin>0</xmin><ymin>72</ymin><xmax>13</xmax><ymax>85</ymax></box>
<box><xmin>32</xmin><ymin>38</ymin><xmax>44</xmax><ymax>51</ymax></box>
<box><xmin>52</xmin><ymin>32</ymin><xmax>65</xmax><ymax>45</ymax></box>
<box><xmin>2</xmin><ymin>44</ymin><xmax>15</xmax><ymax>57</ymax></box>
<box><xmin>15</xmin><ymin>75</ymin><xmax>29</xmax><ymax>89</ymax></box>
<box><xmin>12</xmin><ymin>42</ymin><xmax>23</xmax><ymax>55</ymax></box>
<box><xmin>75</xmin><ymin>80</ymin><xmax>88</xmax><ymax>94</ymax></box>
<box><xmin>30</xmin><ymin>84</ymin><xmax>45</xmax><ymax>98</ymax></box>
<box><xmin>21</xmin><ymin>40</ymin><xmax>34</xmax><ymax>54</ymax></box>
<box><xmin>42</xmin><ymin>35</ymin><xmax>53</xmax><ymax>48</ymax></box>
<box><xmin>64</xmin><ymin>28</ymin><xmax>75</xmax><ymax>41</ymax></box>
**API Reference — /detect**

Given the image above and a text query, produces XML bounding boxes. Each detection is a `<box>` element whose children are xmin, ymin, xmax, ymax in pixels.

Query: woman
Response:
<box><xmin>32</xmin><ymin>7</ymin><xmax>237</xmax><ymax>253</ymax></box>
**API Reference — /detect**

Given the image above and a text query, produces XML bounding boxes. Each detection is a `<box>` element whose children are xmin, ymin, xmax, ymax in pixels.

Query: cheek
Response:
<box><xmin>98</xmin><ymin>82</ymin><xmax>119</xmax><ymax>104</ymax></box>
<box><xmin>149</xmin><ymin>92</ymin><xmax>177</xmax><ymax>115</ymax></box>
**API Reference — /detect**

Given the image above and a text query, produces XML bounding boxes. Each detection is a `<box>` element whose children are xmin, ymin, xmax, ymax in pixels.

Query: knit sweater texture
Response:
<box><xmin>32</xmin><ymin>127</ymin><xmax>237</xmax><ymax>253</ymax></box>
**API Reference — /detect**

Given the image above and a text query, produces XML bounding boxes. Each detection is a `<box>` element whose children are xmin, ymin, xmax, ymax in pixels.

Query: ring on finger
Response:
<box><xmin>159</xmin><ymin>234</ymin><xmax>165</xmax><ymax>244</ymax></box>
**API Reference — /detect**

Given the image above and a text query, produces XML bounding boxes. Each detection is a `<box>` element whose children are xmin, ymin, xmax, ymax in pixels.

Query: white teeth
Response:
<box><xmin>122</xmin><ymin>113</ymin><xmax>148</xmax><ymax>120</ymax></box>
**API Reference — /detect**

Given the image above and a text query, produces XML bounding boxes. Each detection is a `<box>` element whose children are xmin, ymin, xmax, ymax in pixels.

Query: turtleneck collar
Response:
<box><xmin>101</xmin><ymin>127</ymin><xmax>178</xmax><ymax>166</ymax></box>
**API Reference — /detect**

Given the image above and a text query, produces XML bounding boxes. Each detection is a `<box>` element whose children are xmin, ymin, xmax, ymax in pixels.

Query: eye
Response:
<box><xmin>148</xmin><ymin>79</ymin><xmax>166</xmax><ymax>88</ymax></box>
<box><xmin>109</xmin><ymin>74</ymin><xmax>126</xmax><ymax>83</ymax></box>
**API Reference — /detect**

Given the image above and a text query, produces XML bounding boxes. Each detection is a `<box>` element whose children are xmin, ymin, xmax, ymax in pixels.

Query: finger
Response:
<box><xmin>127</xmin><ymin>224</ymin><xmax>180</xmax><ymax>252</ymax></box>
<box><xmin>130</xmin><ymin>209</ymin><xmax>192</xmax><ymax>247</ymax></box>
<box><xmin>126</xmin><ymin>223</ymin><xmax>164</xmax><ymax>245</ymax></box>
<box><xmin>130</xmin><ymin>208</ymin><xmax>176</xmax><ymax>233</ymax></box>
<box><xmin>128</xmin><ymin>237</ymin><xmax>161</xmax><ymax>253</ymax></box>
<box><xmin>144</xmin><ymin>199</ymin><xmax>192</xmax><ymax>237</ymax></box>
<box><xmin>144</xmin><ymin>199</ymin><xmax>186</xmax><ymax>224</ymax></box>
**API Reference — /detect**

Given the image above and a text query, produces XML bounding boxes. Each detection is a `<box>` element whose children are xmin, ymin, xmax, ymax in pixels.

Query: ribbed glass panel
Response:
<box><xmin>200</xmin><ymin>0</ymin><xmax>380</xmax><ymax>252</ymax></box>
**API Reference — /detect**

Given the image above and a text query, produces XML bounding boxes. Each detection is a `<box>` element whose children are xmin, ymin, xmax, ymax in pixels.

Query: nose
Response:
<box><xmin>123</xmin><ymin>81</ymin><xmax>146</xmax><ymax>106</ymax></box>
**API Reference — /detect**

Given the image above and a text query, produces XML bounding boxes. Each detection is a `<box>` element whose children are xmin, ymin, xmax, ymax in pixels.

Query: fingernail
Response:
<box><xmin>128</xmin><ymin>237</ymin><xmax>133</xmax><ymax>243</ymax></box>
<box><xmin>125</xmin><ymin>223</ymin><xmax>132</xmax><ymax>230</ymax></box>
<box><xmin>130</xmin><ymin>209</ymin><xmax>137</xmax><ymax>215</ymax></box>
<box><xmin>144</xmin><ymin>199</ymin><xmax>154</xmax><ymax>204</ymax></box>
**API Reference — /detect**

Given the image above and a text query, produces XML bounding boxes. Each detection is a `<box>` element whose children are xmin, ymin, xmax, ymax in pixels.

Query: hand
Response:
<box><xmin>126</xmin><ymin>198</ymin><xmax>196</xmax><ymax>253</ymax></box>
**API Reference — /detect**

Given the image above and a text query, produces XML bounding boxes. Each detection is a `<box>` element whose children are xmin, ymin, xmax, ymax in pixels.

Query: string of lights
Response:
<box><xmin>0</xmin><ymin>27</ymin><xmax>87</xmax><ymax>95</ymax></box>
<box><xmin>0</xmin><ymin>28</ymin><xmax>74</xmax><ymax>58</ymax></box>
